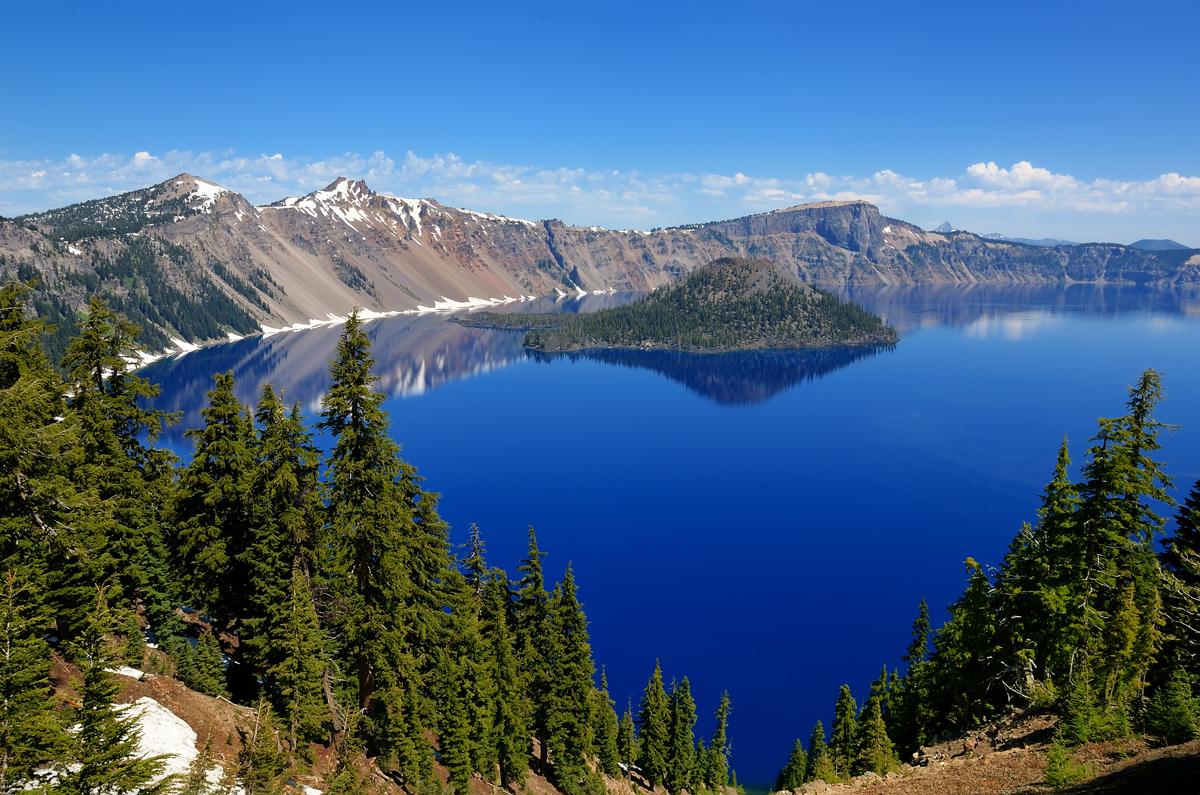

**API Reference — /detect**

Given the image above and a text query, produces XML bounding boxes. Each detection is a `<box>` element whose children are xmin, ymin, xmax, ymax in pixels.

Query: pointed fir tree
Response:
<box><xmin>484</xmin><ymin>574</ymin><xmax>529</xmax><ymax>789</ymax></box>
<box><xmin>435</xmin><ymin>650</ymin><xmax>475</xmax><ymax>795</ymax></box>
<box><xmin>317</xmin><ymin>312</ymin><xmax>426</xmax><ymax>777</ymax></box>
<box><xmin>638</xmin><ymin>661</ymin><xmax>671</xmax><ymax>789</ymax></box>
<box><xmin>706</xmin><ymin>690</ymin><xmax>731</xmax><ymax>791</ymax></box>
<box><xmin>57</xmin><ymin>590</ymin><xmax>168</xmax><ymax>795</ymax></box>
<box><xmin>515</xmin><ymin>526</ymin><xmax>555</xmax><ymax>767</ymax></box>
<box><xmin>0</xmin><ymin>569</ymin><xmax>68</xmax><ymax>794</ymax></box>
<box><xmin>854</xmin><ymin>698</ymin><xmax>898</xmax><ymax>776</ymax></box>
<box><xmin>804</xmin><ymin>721</ymin><xmax>835</xmax><ymax>784</ymax></box>
<box><xmin>237</xmin><ymin>699</ymin><xmax>287</xmax><ymax>795</ymax></box>
<box><xmin>545</xmin><ymin>565</ymin><xmax>596</xmax><ymax>792</ymax></box>
<box><xmin>829</xmin><ymin>685</ymin><xmax>858</xmax><ymax>779</ymax></box>
<box><xmin>243</xmin><ymin>390</ymin><xmax>323</xmax><ymax>657</ymax></box>
<box><xmin>172</xmin><ymin>370</ymin><xmax>256</xmax><ymax>625</ymax></box>
<box><xmin>618</xmin><ymin>700</ymin><xmax>638</xmax><ymax>771</ymax></box>
<box><xmin>666</xmin><ymin>676</ymin><xmax>697</xmax><ymax>794</ymax></box>
<box><xmin>1164</xmin><ymin>479</ymin><xmax>1200</xmax><ymax>584</ymax></box>
<box><xmin>594</xmin><ymin>668</ymin><xmax>622</xmax><ymax>777</ymax></box>
<box><xmin>60</xmin><ymin>297</ymin><xmax>177</xmax><ymax>633</ymax></box>
<box><xmin>266</xmin><ymin>561</ymin><xmax>327</xmax><ymax>755</ymax></box>
<box><xmin>774</xmin><ymin>738</ymin><xmax>807</xmax><ymax>792</ymax></box>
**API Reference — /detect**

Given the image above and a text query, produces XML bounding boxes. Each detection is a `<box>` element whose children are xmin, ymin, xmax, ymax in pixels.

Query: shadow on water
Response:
<box><xmin>533</xmin><ymin>345</ymin><xmax>894</xmax><ymax>405</ymax></box>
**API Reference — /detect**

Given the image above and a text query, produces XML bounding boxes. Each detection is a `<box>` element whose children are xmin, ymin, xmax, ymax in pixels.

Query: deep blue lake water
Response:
<box><xmin>142</xmin><ymin>285</ymin><xmax>1200</xmax><ymax>787</ymax></box>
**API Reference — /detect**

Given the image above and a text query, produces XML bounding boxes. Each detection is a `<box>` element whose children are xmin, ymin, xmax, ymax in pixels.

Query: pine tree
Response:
<box><xmin>854</xmin><ymin>699</ymin><xmax>898</xmax><ymax>776</ymax></box>
<box><xmin>829</xmin><ymin>685</ymin><xmax>857</xmax><ymax>779</ymax></box>
<box><xmin>436</xmin><ymin>650</ymin><xmax>474</xmax><ymax>795</ymax></box>
<box><xmin>172</xmin><ymin>370</ymin><xmax>255</xmax><ymax>624</ymax></box>
<box><xmin>0</xmin><ymin>569</ymin><xmax>67</xmax><ymax>793</ymax></box>
<box><xmin>238</xmin><ymin>699</ymin><xmax>287</xmax><ymax>795</ymax></box>
<box><xmin>484</xmin><ymin>575</ymin><xmax>528</xmax><ymax>789</ymax></box>
<box><xmin>773</xmin><ymin>738</ymin><xmax>806</xmax><ymax>791</ymax></box>
<box><xmin>61</xmin><ymin>297</ymin><xmax>177</xmax><ymax>633</ymax></box>
<box><xmin>638</xmin><ymin>661</ymin><xmax>671</xmax><ymax>788</ymax></box>
<box><xmin>667</xmin><ymin>677</ymin><xmax>697</xmax><ymax>794</ymax></box>
<box><xmin>192</xmin><ymin>630</ymin><xmax>229</xmax><ymax>699</ymax></box>
<box><xmin>545</xmin><ymin>565</ymin><xmax>596</xmax><ymax>791</ymax></box>
<box><xmin>515</xmin><ymin>526</ymin><xmax>552</xmax><ymax>766</ymax></box>
<box><xmin>804</xmin><ymin>721</ymin><xmax>835</xmax><ymax>784</ymax></box>
<box><xmin>706</xmin><ymin>690</ymin><xmax>731</xmax><ymax>790</ymax></box>
<box><xmin>57</xmin><ymin>591</ymin><xmax>168</xmax><ymax>795</ymax></box>
<box><xmin>267</xmin><ymin>562</ymin><xmax>327</xmax><ymax>754</ymax></box>
<box><xmin>594</xmin><ymin>668</ymin><xmax>622</xmax><ymax>776</ymax></box>
<box><xmin>1164</xmin><ymin>479</ymin><xmax>1200</xmax><ymax>583</ymax></box>
<box><xmin>618</xmin><ymin>700</ymin><xmax>638</xmax><ymax>770</ymax></box>
<box><xmin>318</xmin><ymin>312</ymin><xmax>426</xmax><ymax>777</ymax></box>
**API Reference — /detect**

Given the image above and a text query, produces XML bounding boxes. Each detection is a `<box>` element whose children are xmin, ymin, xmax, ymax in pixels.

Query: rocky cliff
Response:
<box><xmin>3</xmin><ymin>174</ymin><xmax>1197</xmax><ymax>353</ymax></box>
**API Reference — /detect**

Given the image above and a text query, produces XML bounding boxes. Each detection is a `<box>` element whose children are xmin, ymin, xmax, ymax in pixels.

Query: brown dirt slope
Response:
<box><xmin>782</xmin><ymin>713</ymin><xmax>1200</xmax><ymax>795</ymax></box>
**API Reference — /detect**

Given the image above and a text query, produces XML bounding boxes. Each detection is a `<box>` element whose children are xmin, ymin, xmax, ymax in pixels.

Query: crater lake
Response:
<box><xmin>142</xmin><ymin>284</ymin><xmax>1200</xmax><ymax>787</ymax></box>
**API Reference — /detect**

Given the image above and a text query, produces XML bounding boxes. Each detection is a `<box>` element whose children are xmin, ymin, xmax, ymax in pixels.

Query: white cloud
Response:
<box><xmin>0</xmin><ymin>151</ymin><xmax>1196</xmax><ymax>242</ymax></box>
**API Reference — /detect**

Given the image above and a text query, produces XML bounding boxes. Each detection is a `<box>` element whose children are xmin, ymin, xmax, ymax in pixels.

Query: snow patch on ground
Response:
<box><xmin>116</xmin><ymin>697</ymin><xmax>200</xmax><ymax>782</ymax></box>
<box><xmin>68</xmin><ymin>244</ymin><xmax>83</xmax><ymax>255</ymax></box>
<box><xmin>105</xmin><ymin>666</ymin><xmax>145</xmax><ymax>679</ymax></box>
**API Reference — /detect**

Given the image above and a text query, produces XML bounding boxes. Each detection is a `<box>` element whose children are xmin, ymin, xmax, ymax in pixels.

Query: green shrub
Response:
<box><xmin>1044</xmin><ymin>742</ymin><xmax>1092</xmax><ymax>788</ymax></box>
<box><xmin>1146</xmin><ymin>669</ymin><xmax>1200</xmax><ymax>745</ymax></box>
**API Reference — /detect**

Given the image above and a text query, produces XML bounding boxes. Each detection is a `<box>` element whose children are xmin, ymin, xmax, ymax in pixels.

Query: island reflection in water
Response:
<box><xmin>533</xmin><ymin>346</ymin><xmax>893</xmax><ymax>405</ymax></box>
<box><xmin>143</xmin><ymin>283</ymin><xmax>1200</xmax><ymax>444</ymax></box>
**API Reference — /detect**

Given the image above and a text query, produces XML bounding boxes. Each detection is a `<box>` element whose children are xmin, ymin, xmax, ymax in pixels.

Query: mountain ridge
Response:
<box><xmin>3</xmin><ymin>174</ymin><xmax>1198</xmax><ymax>354</ymax></box>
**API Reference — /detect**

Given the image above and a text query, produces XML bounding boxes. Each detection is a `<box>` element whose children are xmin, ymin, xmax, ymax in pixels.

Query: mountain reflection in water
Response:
<box><xmin>143</xmin><ymin>283</ymin><xmax>1200</xmax><ymax>445</ymax></box>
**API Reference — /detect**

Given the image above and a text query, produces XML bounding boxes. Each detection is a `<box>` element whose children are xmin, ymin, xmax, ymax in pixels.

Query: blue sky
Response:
<box><xmin>2</xmin><ymin>0</ymin><xmax>1197</xmax><ymax>243</ymax></box>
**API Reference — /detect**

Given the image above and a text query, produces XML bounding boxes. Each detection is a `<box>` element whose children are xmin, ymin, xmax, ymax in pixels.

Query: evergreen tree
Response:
<box><xmin>318</xmin><ymin>312</ymin><xmax>426</xmax><ymax>779</ymax></box>
<box><xmin>0</xmin><ymin>569</ymin><xmax>67</xmax><ymax>794</ymax></box>
<box><xmin>773</xmin><ymin>738</ymin><xmax>807</xmax><ymax>791</ymax></box>
<box><xmin>667</xmin><ymin>677</ymin><xmax>697</xmax><ymax>794</ymax></box>
<box><xmin>706</xmin><ymin>690</ymin><xmax>731</xmax><ymax>790</ymax></box>
<box><xmin>238</xmin><ymin>699</ymin><xmax>287</xmax><ymax>795</ymax></box>
<box><xmin>436</xmin><ymin>650</ymin><xmax>474</xmax><ymax>795</ymax></box>
<box><xmin>829</xmin><ymin>685</ymin><xmax>857</xmax><ymax>779</ymax></box>
<box><xmin>192</xmin><ymin>630</ymin><xmax>229</xmax><ymax>699</ymax></box>
<box><xmin>1164</xmin><ymin>479</ymin><xmax>1200</xmax><ymax>584</ymax></box>
<box><xmin>484</xmin><ymin>575</ymin><xmax>528</xmax><ymax>789</ymax></box>
<box><xmin>267</xmin><ymin>562</ymin><xmax>327</xmax><ymax>754</ymax></box>
<box><xmin>617</xmin><ymin>700</ymin><xmax>638</xmax><ymax>769</ymax></box>
<box><xmin>854</xmin><ymin>699</ymin><xmax>898</xmax><ymax>776</ymax></box>
<box><xmin>57</xmin><ymin>591</ymin><xmax>168</xmax><ymax>795</ymax></box>
<box><xmin>804</xmin><ymin>721</ymin><xmax>835</xmax><ymax>784</ymax></box>
<box><xmin>172</xmin><ymin>371</ymin><xmax>255</xmax><ymax>625</ymax></box>
<box><xmin>61</xmin><ymin>297</ymin><xmax>177</xmax><ymax>632</ymax></box>
<box><xmin>515</xmin><ymin>526</ymin><xmax>552</xmax><ymax>765</ymax></box>
<box><xmin>545</xmin><ymin>565</ymin><xmax>595</xmax><ymax>791</ymax></box>
<box><xmin>638</xmin><ymin>661</ymin><xmax>671</xmax><ymax>788</ymax></box>
<box><xmin>594</xmin><ymin>668</ymin><xmax>622</xmax><ymax>777</ymax></box>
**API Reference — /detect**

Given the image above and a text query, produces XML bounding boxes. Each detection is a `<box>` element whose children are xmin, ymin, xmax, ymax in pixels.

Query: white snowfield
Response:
<box><xmin>116</xmin><ymin>697</ymin><xmax>207</xmax><ymax>782</ymax></box>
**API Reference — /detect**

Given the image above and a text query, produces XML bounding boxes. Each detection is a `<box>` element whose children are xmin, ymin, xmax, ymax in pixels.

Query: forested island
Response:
<box><xmin>457</xmin><ymin>258</ymin><xmax>897</xmax><ymax>353</ymax></box>
<box><xmin>0</xmin><ymin>286</ymin><xmax>736</xmax><ymax>795</ymax></box>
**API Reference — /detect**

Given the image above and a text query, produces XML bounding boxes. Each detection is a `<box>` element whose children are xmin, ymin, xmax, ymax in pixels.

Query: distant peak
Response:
<box><xmin>318</xmin><ymin>176</ymin><xmax>374</xmax><ymax>200</ymax></box>
<box><xmin>933</xmin><ymin>221</ymin><xmax>955</xmax><ymax>234</ymax></box>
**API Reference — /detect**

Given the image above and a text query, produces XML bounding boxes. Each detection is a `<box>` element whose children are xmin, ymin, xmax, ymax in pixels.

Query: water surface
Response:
<box><xmin>143</xmin><ymin>284</ymin><xmax>1200</xmax><ymax>786</ymax></box>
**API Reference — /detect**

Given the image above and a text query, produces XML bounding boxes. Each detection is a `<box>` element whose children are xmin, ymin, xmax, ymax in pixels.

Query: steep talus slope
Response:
<box><xmin>2</xmin><ymin>176</ymin><xmax>1197</xmax><ymax>351</ymax></box>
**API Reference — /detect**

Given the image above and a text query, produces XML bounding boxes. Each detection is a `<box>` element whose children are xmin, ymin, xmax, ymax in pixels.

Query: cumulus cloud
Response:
<box><xmin>0</xmin><ymin>150</ymin><xmax>1197</xmax><ymax>237</ymax></box>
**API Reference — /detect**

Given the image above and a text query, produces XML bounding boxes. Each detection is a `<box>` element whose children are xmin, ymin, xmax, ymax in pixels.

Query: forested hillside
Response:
<box><xmin>773</xmin><ymin>370</ymin><xmax>1200</xmax><ymax>791</ymax></box>
<box><xmin>0</xmin><ymin>286</ymin><xmax>735</xmax><ymax>795</ymax></box>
